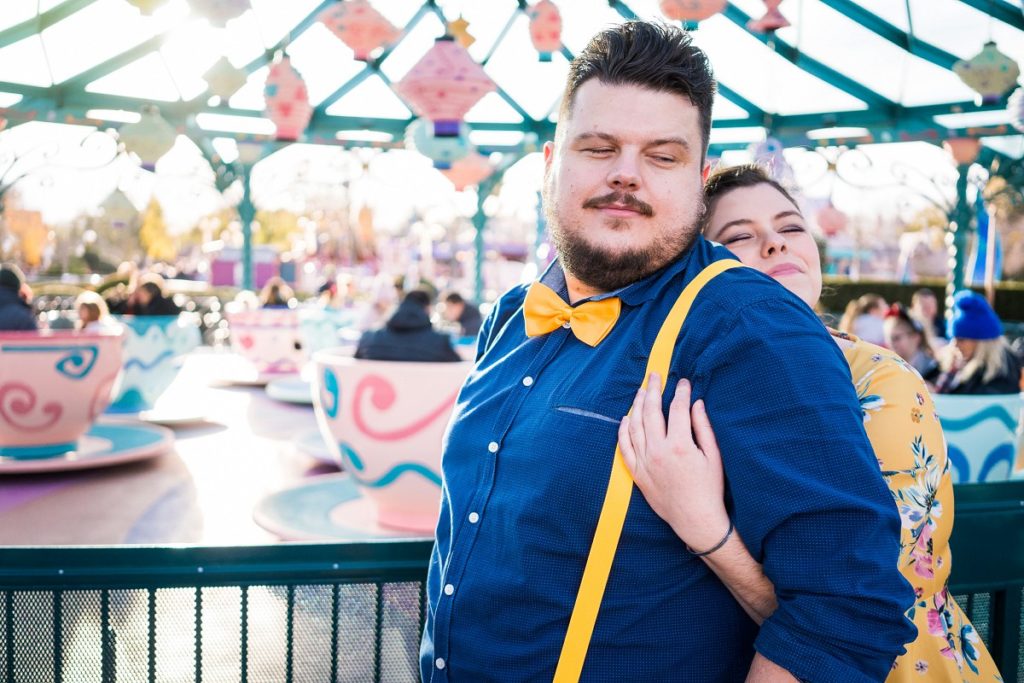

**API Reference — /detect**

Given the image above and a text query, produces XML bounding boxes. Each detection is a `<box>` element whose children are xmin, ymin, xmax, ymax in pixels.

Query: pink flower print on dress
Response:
<box><xmin>911</xmin><ymin>521</ymin><xmax>935</xmax><ymax>579</ymax></box>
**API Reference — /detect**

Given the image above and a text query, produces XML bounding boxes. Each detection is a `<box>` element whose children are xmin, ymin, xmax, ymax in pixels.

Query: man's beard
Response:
<box><xmin>545</xmin><ymin>189</ymin><xmax>703</xmax><ymax>293</ymax></box>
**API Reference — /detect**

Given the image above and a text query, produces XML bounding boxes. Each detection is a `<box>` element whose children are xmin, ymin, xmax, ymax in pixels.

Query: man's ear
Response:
<box><xmin>543</xmin><ymin>140</ymin><xmax>555</xmax><ymax>171</ymax></box>
<box><xmin>701</xmin><ymin>161</ymin><xmax>711</xmax><ymax>183</ymax></box>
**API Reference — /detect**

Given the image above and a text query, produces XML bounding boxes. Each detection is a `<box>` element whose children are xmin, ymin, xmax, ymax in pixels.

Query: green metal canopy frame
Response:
<box><xmin>0</xmin><ymin>0</ymin><xmax>1022</xmax><ymax>298</ymax></box>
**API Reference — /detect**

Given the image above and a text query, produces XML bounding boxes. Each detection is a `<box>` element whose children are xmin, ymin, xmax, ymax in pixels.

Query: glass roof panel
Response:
<box><xmin>908</xmin><ymin>0</ymin><xmax>1024</xmax><ymax>65</ymax></box>
<box><xmin>690</xmin><ymin>15</ymin><xmax>867</xmax><ymax>115</ymax></box>
<box><xmin>712</xmin><ymin>95</ymin><xmax>752</xmax><ymax>121</ymax></box>
<box><xmin>228</xmin><ymin>67</ymin><xmax>269</xmax><ymax>110</ymax></box>
<box><xmin>453</xmin><ymin>2</ymin><xmax>522</xmax><ymax>64</ymax></box>
<box><xmin>0</xmin><ymin>35</ymin><xmax>53</xmax><ymax>86</ymax></box>
<box><xmin>983</xmin><ymin>135</ymin><xmax>1024</xmax><ymax>159</ymax></box>
<box><xmin>933</xmin><ymin>110</ymin><xmax>1013</xmax><ymax>129</ymax></box>
<box><xmin>285</xmin><ymin>22</ymin><xmax>365</xmax><ymax>107</ymax></box>
<box><xmin>220</xmin><ymin>10</ymin><xmax>267</xmax><ymax>68</ymax></box>
<box><xmin>371</xmin><ymin>0</ymin><xmax>425</xmax><ymax>29</ymax></box>
<box><xmin>325</xmin><ymin>74</ymin><xmax>412</xmax><ymax>119</ymax></box>
<box><xmin>465</xmin><ymin>91</ymin><xmax>525</xmax><ymax>124</ymax></box>
<box><xmin>157</xmin><ymin>20</ymin><xmax>223</xmax><ymax>102</ymax></box>
<box><xmin>849</xmin><ymin>0</ymin><xmax>910</xmax><ymax>31</ymax></box>
<box><xmin>38</xmin><ymin>0</ymin><xmax>67</xmax><ymax>12</ymax></box>
<box><xmin>0</xmin><ymin>0</ymin><xmax>37</xmax><ymax>33</ymax></box>
<box><xmin>557</xmin><ymin>1</ymin><xmax>633</xmax><ymax>54</ymax></box>
<box><xmin>379</xmin><ymin>11</ymin><xmax>447</xmax><ymax>81</ymax></box>
<box><xmin>483</xmin><ymin>13</ymin><xmax>570</xmax><ymax>121</ymax></box>
<box><xmin>85</xmin><ymin>51</ymin><xmax>180</xmax><ymax>101</ymax></box>
<box><xmin>249</xmin><ymin>0</ymin><xmax>325</xmax><ymax>50</ymax></box>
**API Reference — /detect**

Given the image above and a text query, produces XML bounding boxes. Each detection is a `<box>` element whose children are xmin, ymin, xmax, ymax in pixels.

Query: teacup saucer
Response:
<box><xmin>0</xmin><ymin>421</ymin><xmax>174</xmax><ymax>474</ymax></box>
<box><xmin>292</xmin><ymin>428</ymin><xmax>336</xmax><ymax>464</ymax></box>
<box><xmin>252</xmin><ymin>474</ymin><xmax>432</xmax><ymax>541</ymax></box>
<box><xmin>104</xmin><ymin>407</ymin><xmax>210</xmax><ymax>427</ymax></box>
<box><xmin>266</xmin><ymin>377</ymin><xmax>314</xmax><ymax>405</ymax></box>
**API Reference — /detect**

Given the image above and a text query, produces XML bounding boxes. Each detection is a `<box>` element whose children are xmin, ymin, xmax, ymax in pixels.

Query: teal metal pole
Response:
<box><xmin>238</xmin><ymin>163</ymin><xmax>255</xmax><ymax>291</ymax></box>
<box><xmin>946</xmin><ymin>162</ymin><xmax>974</xmax><ymax>309</ymax></box>
<box><xmin>472</xmin><ymin>181</ymin><xmax>490</xmax><ymax>305</ymax></box>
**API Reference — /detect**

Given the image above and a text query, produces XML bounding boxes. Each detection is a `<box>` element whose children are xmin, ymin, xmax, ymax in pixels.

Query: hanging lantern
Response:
<box><xmin>203</xmin><ymin>57</ymin><xmax>248</xmax><ymax>100</ymax></box>
<box><xmin>943</xmin><ymin>137</ymin><xmax>981</xmax><ymax>166</ymax></box>
<box><xmin>125</xmin><ymin>0</ymin><xmax>168</xmax><ymax>15</ymax></box>
<box><xmin>187</xmin><ymin>0</ymin><xmax>250</xmax><ymax>26</ymax></box>
<box><xmin>318</xmin><ymin>0</ymin><xmax>399</xmax><ymax>61</ymax></box>
<box><xmin>394</xmin><ymin>36</ymin><xmax>497</xmax><ymax>137</ymax></box>
<box><xmin>448</xmin><ymin>16</ymin><xmax>475</xmax><ymax>50</ymax></box>
<box><xmin>118</xmin><ymin>105</ymin><xmax>178</xmax><ymax>171</ymax></box>
<box><xmin>659</xmin><ymin>0</ymin><xmax>726</xmax><ymax>22</ymax></box>
<box><xmin>816</xmin><ymin>202</ymin><xmax>848</xmax><ymax>238</ymax></box>
<box><xmin>749</xmin><ymin>136</ymin><xmax>795</xmax><ymax>187</ymax></box>
<box><xmin>405</xmin><ymin>118</ymin><xmax>471</xmax><ymax>169</ymax></box>
<box><xmin>954</xmin><ymin>42</ymin><xmax>1021</xmax><ymax>105</ymax></box>
<box><xmin>1009</xmin><ymin>88</ymin><xmax>1024</xmax><ymax>134</ymax></box>
<box><xmin>264</xmin><ymin>55</ymin><xmax>312</xmax><ymax>141</ymax></box>
<box><xmin>747</xmin><ymin>0</ymin><xmax>790</xmax><ymax>33</ymax></box>
<box><xmin>527</xmin><ymin>1</ymin><xmax>562</xmax><ymax>62</ymax></box>
<box><xmin>441</xmin><ymin>151</ymin><xmax>494</xmax><ymax>190</ymax></box>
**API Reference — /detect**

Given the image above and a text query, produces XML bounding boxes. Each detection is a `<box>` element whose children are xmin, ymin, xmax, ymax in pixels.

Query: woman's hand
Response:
<box><xmin>618</xmin><ymin>374</ymin><xmax>731</xmax><ymax>553</ymax></box>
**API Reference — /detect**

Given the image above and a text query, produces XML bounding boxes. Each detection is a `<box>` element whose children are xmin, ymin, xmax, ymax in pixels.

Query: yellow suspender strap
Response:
<box><xmin>553</xmin><ymin>259</ymin><xmax>744</xmax><ymax>683</ymax></box>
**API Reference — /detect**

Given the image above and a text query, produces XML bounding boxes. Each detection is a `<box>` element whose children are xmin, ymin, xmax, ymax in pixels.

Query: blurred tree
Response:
<box><xmin>139</xmin><ymin>197</ymin><xmax>176</xmax><ymax>262</ymax></box>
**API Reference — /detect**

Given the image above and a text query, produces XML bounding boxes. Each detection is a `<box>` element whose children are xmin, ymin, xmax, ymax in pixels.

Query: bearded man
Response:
<box><xmin>420</xmin><ymin>21</ymin><xmax>914</xmax><ymax>683</ymax></box>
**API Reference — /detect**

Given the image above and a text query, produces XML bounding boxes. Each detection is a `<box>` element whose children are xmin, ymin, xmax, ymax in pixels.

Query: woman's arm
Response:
<box><xmin>618</xmin><ymin>374</ymin><xmax>778</xmax><ymax>625</ymax></box>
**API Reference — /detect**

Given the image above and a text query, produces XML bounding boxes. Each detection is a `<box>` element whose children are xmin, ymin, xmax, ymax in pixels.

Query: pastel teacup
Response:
<box><xmin>0</xmin><ymin>330</ymin><xmax>123</xmax><ymax>458</ymax></box>
<box><xmin>108</xmin><ymin>314</ymin><xmax>201</xmax><ymax>412</ymax></box>
<box><xmin>228</xmin><ymin>308</ymin><xmax>304</xmax><ymax>376</ymax></box>
<box><xmin>313</xmin><ymin>353</ymin><xmax>472</xmax><ymax>532</ymax></box>
<box><xmin>933</xmin><ymin>392</ymin><xmax>1024</xmax><ymax>483</ymax></box>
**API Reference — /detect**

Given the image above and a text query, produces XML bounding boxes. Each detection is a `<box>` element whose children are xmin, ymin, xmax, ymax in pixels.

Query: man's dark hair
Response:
<box><xmin>444</xmin><ymin>292</ymin><xmax>465</xmax><ymax>305</ymax></box>
<box><xmin>404</xmin><ymin>289</ymin><xmax>433</xmax><ymax>309</ymax></box>
<box><xmin>560</xmin><ymin>21</ymin><xmax>716</xmax><ymax>160</ymax></box>
<box><xmin>139</xmin><ymin>281</ymin><xmax>163</xmax><ymax>299</ymax></box>
<box><xmin>701</xmin><ymin>163</ymin><xmax>799</xmax><ymax>231</ymax></box>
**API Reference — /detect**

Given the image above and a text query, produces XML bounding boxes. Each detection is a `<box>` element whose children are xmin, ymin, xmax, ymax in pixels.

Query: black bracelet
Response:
<box><xmin>685</xmin><ymin>519</ymin><xmax>734</xmax><ymax>558</ymax></box>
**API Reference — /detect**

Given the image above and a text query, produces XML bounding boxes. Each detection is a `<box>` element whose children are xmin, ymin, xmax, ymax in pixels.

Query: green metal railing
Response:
<box><xmin>2</xmin><ymin>482</ymin><xmax>1024</xmax><ymax>682</ymax></box>
<box><xmin>0</xmin><ymin>540</ymin><xmax>433</xmax><ymax>683</ymax></box>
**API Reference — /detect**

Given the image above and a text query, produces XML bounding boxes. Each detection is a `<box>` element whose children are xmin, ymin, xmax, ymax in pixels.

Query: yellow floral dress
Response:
<box><xmin>836</xmin><ymin>330</ymin><xmax>1002</xmax><ymax>682</ymax></box>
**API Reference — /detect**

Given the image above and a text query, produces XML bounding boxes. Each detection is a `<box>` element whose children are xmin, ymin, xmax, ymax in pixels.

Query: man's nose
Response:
<box><xmin>607</xmin><ymin>156</ymin><xmax>641</xmax><ymax>192</ymax></box>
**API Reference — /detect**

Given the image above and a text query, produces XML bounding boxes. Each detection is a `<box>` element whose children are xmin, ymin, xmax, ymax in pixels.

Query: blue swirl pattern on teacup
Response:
<box><xmin>108</xmin><ymin>314</ymin><xmax>201</xmax><ymax>412</ymax></box>
<box><xmin>934</xmin><ymin>392</ymin><xmax>1024</xmax><ymax>483</ymax></box>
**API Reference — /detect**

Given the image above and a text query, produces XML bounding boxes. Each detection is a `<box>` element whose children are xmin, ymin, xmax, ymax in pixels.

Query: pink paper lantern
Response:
<box><xmin>659</xmin><ymin>0</ymin><xmax>726</xmax><ymax>22</ymax></box>
<box><xmin>318</xmin><ymin>0</ymin><xmax>399</xmax><ymax>61</ymax></box>
<box><xmin>264</xmin><ymin>55</ymin><xmax>312</xmax><ymax>141</ymax></box>
<box><xmin>118</xmin><ymin>105</ymin><xmax>178</xmax><ymax>170</ymax></box>
<box><xmin>441</xmin><ymin>152</ymin><xmax>494</xmax><ymax>190</ymax></box>
<box><xmin>943</xmin><ymin>137</ymin><xmax>981</xmax><ymax>166</ymax></box>
<box><xmin>954</xmin><ymin>42</ymin><xmax>1021</xmax><ymax>105</ymax></box>
<box><xmin>203</xmin><ymin>57</ymin><xmax>247</xmax><ymax>100</ymax></box>
<box><xmin>747</xmin><ymin>0</ymin><xmax>790</xmax><ymax>33</ymax></box>
<box><xmin>187</xmin><ymin>0</ymin><xmax>250</xmax><ymax>27</ymax></box>
<box><xmin>816</xmin><ymin>203</ymin><xmax>848</xmax><ymax>238</ymax></box>
<box><xmin>394</xmin><ymin>36</ymin><xmax>497</xmax><ymax>137</ymax></box>
<box><xmin>527</xmin><ymin>1</ymin><xmax>562</xmax><ymax>62</ymax></box>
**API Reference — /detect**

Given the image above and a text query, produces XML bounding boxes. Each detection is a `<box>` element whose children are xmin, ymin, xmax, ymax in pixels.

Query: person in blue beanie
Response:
<box><xmin>934</xmin><ymin>290</ymin><xmax>1020</xmax><ymax>394</ymax></box>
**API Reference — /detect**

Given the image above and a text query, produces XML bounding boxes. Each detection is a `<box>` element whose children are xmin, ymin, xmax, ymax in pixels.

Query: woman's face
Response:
<box><xmin>703</xmin><ymin>184</ymin><xmax>822</xmax><ymax>307</ymax></box>
<box><xmin>952</xmin><ymin>337</ymin><xmax>978</xmax><ymax>362</ymax></box>
<box><xmin>884</xmin><ymin>318</ymin><xmax>922</xmax><ymax>361</ymax></box>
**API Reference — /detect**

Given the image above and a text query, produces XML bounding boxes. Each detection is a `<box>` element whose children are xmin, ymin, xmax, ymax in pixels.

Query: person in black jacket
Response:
<box><xmin>0</xmin><ymin>263</ymin><xmax>37</xmax><ymax>331</ymax></box>
<box><xmin>355</xmin><ymin>289</ymin><xmax>460</xmax><ymax>363</ymax></box>
<box><xmin>441</xmin><ymin>291</ymin><xmax>483</xmax><ymax>337</ymax></box>
<box><xmin>123</xmin><ymin>275</ymin><xmax>180</xmax><ymax>316</ymax></box>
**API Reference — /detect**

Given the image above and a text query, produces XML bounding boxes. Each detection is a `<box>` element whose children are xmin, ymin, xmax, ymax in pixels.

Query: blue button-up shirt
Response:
<box><xmin>421</xmin><ymin>236</ymin><xmax>915</xmax><ymax>682</ymax></box>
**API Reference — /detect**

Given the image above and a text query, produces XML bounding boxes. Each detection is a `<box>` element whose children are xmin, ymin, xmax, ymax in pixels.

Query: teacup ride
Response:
<box><xmin>224</xmin><ymin>307</ymin><xmax>304</xmax><ymax>386</ymax></box>
<box><xmin>933</xmin><ymin>392</ymin><xmax>1024</xmax><ymax>483</ymax></box>
<box><xmin>0</xmin><ymin>330</ymin><xmax>173</xmax><ymax>474</ymax></box>
<box><xmin>254</xmin><ymin>353</ymin><xmax>472</xmax><ymax>539</ymax></box>
<box><xmin>266</xmin><ymin>306</ymin><xmax>359</xmax><ymax>408</ymax></box>
<box><xmin>106</xmin><ymin>313</ymin><xmax>203</xmax><ymax>423</ymax></box>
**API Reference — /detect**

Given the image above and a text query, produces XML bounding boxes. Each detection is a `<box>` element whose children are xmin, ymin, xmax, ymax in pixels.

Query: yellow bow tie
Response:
<box><xmin>523</xmin><ymin>281</ymin><xmax>621</xmax><ymax>347</ymax></box>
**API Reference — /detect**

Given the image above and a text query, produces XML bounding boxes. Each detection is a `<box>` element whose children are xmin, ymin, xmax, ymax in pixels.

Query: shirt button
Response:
<box><xmin>444</xmin><ymin>583</ymin><xmax>455</xmax><ymax>595</ymax></box>
<box><xmin>562</xmin><ymin>322</ymin><xmax>571</xmax><ymax>329</ymax></box>
<box><xmin>522</xmin><ymin>376</ymin><xmax>534</xmax><ymax>387</ymax></box>
<box><xmin>488</xmin><ymin>441</ymin><xmax>498</xmax><ymax>453</ymax></box>
<box><xmin>436</xmin><ymin>658</ymin><xmax>446</xmax><ymax>670</ymax></box>
<box><xmin>468</xmin><ymin>512</ymin><xmax>480</xmax><ymax>524</ymax></box>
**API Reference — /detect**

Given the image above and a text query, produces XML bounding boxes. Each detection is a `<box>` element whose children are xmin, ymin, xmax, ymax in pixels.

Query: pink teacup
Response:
<box><xmin>312</xmin><ymin>352</ymin><xmax>472</xmax><ymax>532</ymax></box>
<box><xmin>0</xmin><ymin>330</ymin><xmax>124</xmax><ymax>458</ymax></box>
<box><xmin>227</xmin><ymin>308</ymin><xmax>304</xmax><ymax>376</ymax></box>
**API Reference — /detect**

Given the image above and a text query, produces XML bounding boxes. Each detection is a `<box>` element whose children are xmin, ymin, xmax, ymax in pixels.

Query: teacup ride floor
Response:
<box><xmin>0</xmin><ymin>348</ymin><xmax>349</xmax><ymax>546</ymax></box>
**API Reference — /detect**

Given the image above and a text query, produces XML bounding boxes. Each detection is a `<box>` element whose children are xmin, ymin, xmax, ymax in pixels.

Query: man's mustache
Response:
<box><xmin>581</xmin><ymin>192</ymin><xmax>654</xmax><ymax>217</ymax></box>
